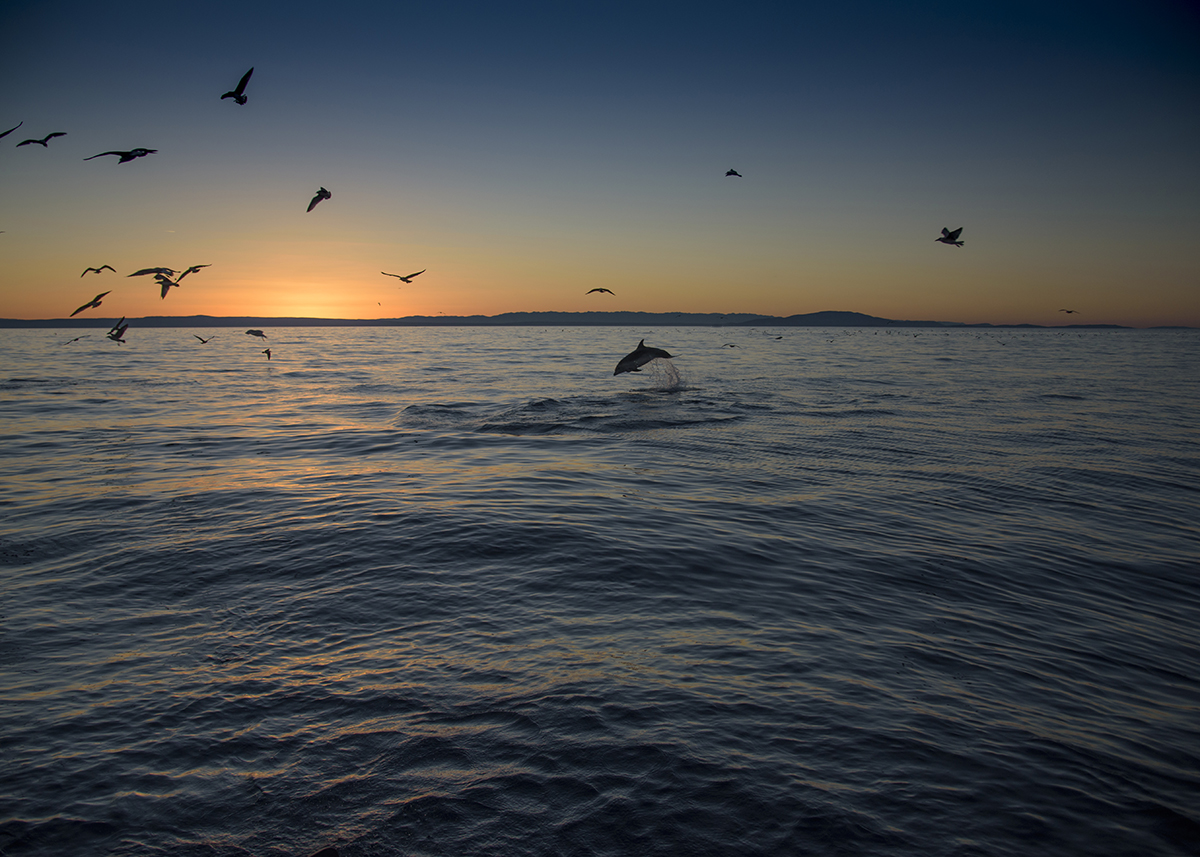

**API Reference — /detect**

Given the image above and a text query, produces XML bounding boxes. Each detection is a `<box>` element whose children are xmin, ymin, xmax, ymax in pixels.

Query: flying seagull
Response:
<box><xmin>176</xmin><ymin>264</ymin><xmax>211</xmax><ymax>282</ymax></box>
<box><xmin>221</xmin><ymin>67</ymin><xmax>254</xmax><ymax>105</ymax></box>
<box><xmin>587</xmin><ymin>288</ymin><xmax>615</xmax><ymax>295</ymax></box>
<box><xmin>1059</xmin><ymin>309</ymin><xmax>1079</xmax><ymax>314</ymax></box>
<box><xmin>194</xmin><ymin>334</ymin><xmax>215</xmax><ymax>343</ymax></box>
<box><xmin>128</xmin><ymin>267</ymin><xmax>177</xmax><ymax>278</ymax></box>
<box><xmin>70</xmin><ymin>290</ymin><xmax>112</xmax><ymax>317</ymax></box>
<box><xmin>262</xmin><ymin>348</ymin><xmax>272</xmax><ymax>360</ymax></box>
<box><xmin>382</xmin><ymin>269</ymin><xmax>425</xmax><ymax>283</ymax></box>
<box><xmin>935</xmin><ymin>227</ymin><xmax>964</xmax><ymax>247</ymax></box>
<box><xmin>156</xmin><ymin>274</ymin><xmax>179</xmax><ymax>299</ymax></box>
<box><xmin>307</xmin><ymin>187</ymin><xmax>332</xmax><ymax>212</ymax></box>
<box><xmin>81</xmin><ymin>265</ymin><xmax>116</xmax><ymax>277</ymax></box>
<box><xmin>614</xmin><ymin>339</ymin><xmax>674</xmax><ymax>376</ymax></box>
<box><xmin>245</xmin><ymin>329</ymin><xmax>267</xmax><ymax>339</ymax></box>
<box><xmin>107</xmin><ymin>321</ymin><xmax>128</xmax><ymax>344</ymax></box>
<box><xmin>16</xmin><ymin>132</ymin><xmax>66</xmax><ymax>148</ymax></box>
<box><xmin>0</xmin><ymin>121</ymin><xmax>22</xmax><ymax>140</ymax></box>
<box><xmin>65</xmin><ymin>335</ymin><xmax>89</xmax><ymax>344</ymax></box>
<box><xmin>84</xmin><ymin>148</ymin><xmax>157</xmax><ymax>163</ymax></box>
<box><xmin>725</xmin><ymin>169</ymin><xmax>742</xmax><ymax>177</ymax></box>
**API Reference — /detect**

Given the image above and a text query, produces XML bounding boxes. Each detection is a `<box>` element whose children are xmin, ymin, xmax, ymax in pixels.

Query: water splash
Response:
<box><xmin>642</xmin><ymin>358</ymin><xmax>688</xmax><ymax>391</ymax></box>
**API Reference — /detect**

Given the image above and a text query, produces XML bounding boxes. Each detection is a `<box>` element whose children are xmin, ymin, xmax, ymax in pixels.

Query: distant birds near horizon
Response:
<box><xmin>221</xmin><ymin>68</ymin><xmax>254</xmax><ymax>105</ymax></box>
<box><xmin>586</xmin><ymin>288</ymin><xmax>615</xmax><ymax>295</ymax></box>
<box><xmin>725</xmin><ymin>169</ymin><xmax>742</xmax><ymax>177</ymax></box>
<box><xmin>81</xmin><ymin>265</ymin><xmax>115</xmax><ymax>277</ymax></box>
<box><xmin>307</xmin><ymin>187</ymin><xmax>332</xmax><ymax>212</ymax></box>
<box><xmin>382</xmin><ymin>269</ymin><xmax>425</xmax><ymax>283</ymax></box>
<box><xmin>1059</xmin><ymin>309</ymin><xmax>1079</xmax><ymax>314</ymax></box>
<box><xmin>16</xmin><ymin>131</ymin><xmax>66</xmax><ymax>148</ymax></box>
<box><xmin>70</xmin><ymin>290</ymin><xmax>111</xmax><ymax>317</ymax></box>
<box><xmin>936</xmin><ymin>227</ymin><xmax>964</xmax><ymax>247</ymax></box>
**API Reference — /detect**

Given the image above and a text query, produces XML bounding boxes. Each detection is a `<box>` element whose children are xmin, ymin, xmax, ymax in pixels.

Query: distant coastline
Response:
<box><xmin>0</xmin><ymin>310</ymin><xmax>1187</xmax><ymax>329</ymax></box>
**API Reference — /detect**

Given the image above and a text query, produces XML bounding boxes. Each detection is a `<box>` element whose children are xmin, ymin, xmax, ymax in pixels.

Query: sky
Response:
<box><xmin>1</xmin><ymin>0</ymin><xmax>1197</xmax><ymax>326</ymax></box>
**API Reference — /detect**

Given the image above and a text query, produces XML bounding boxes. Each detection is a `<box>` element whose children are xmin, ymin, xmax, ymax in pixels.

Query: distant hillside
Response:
<box><xmin>0</xmin><ymin>310</ymin><xmax>1141</xmax><ymax>329</ymax></box>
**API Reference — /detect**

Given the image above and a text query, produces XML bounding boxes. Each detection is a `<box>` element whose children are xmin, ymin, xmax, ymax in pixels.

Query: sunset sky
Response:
<box><xmin>1</xmin><ymin>0</ymin><xmax>1197</xmax><ymax>326</ymax></box>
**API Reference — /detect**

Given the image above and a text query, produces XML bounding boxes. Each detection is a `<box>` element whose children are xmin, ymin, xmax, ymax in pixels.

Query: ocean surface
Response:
<box><xmin>1</xmin><ymin>325</ymin><xmax>1198</xmax><ymax>857</ymax></box>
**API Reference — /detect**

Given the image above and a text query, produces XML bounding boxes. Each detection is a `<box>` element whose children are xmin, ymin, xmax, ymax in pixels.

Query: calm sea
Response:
<box><xmin>1</xmin><ymin>325</ymin><xmax>1198</xmax><ymax>857</ymax></box>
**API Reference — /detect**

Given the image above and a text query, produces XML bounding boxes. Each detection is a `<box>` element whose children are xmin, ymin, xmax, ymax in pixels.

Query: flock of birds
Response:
<box><xmin>8</xmin><ymin>65</ymin><xmax>1080</xmax><ymax>362</ymax></box>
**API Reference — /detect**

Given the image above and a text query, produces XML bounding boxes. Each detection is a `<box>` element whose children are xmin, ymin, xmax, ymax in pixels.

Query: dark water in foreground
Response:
<box><xmin>1</xmin><ymin>326</ymin><xmax>1198</xmax><ymax>857</ymax></box>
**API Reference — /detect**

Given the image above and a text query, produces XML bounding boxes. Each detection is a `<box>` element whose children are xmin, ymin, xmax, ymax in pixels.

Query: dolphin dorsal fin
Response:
<box><xmin>638</xmin><ymin>339</ymin><xmax>645</xmax><ymax>347</ymax></box>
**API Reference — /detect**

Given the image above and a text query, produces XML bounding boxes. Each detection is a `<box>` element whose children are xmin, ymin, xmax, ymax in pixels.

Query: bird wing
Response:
<box><xmin>46</xmin><ymin>132</ymin><xmax>66</xmax><ymax>141</ymax></box>
<box><xmin>69</xmin><ymin>302</ymin><xmax>89</xmax><ymax>317</ymax></box>
<box><xmin>405</xmin><ymin>270</ymin><xmax>426</xmax><ymax>279</ymax></box>
<box><xmin>381</xmin><ymin>272</ymin><xmax>402</xmax><ymax>278</ymax></box>
<box><xmin>236</xmin><ymin>67</ymin><xmax>254</xmax><ymax>94</ymax></box>
<box><xmin>101</xmin><ymin>265</ymin><xmax>115</xmax><ymax>272</ymax></box>
<box><xmin>81</xmin><ymin>268</ymin><xmax>96</xmax><ymax>277</ymax></box>
<box><xmin>15</xmin><ymin>139</ymin><xmax>39</xmax><ymax>147</ymax></box>
<box><xmin>84</xmin><ymin>151</ymin><xmax>124</xmax><ymax>160</ymax></box>
<box><xmin>947</xmin><ymin>227</ymin><xmax>962</xmax><ymax>240</ymax></box>
<box><xmin>0</xmin><ymin>121</ymin><xmax>22</xmax><ymax>139</ymax></box>
<box><xmin>93</xmin><ymin>291</ymin><xmax>111</xmax><ymax>302</ymax></box>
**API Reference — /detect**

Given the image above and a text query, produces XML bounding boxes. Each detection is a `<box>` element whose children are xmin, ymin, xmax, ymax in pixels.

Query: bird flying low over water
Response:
<box><xmin>587</xmin><ymin>288</ymin><xmax>615</xmax><ymax>295</ymax></box>
<box><xmin>262</xmin><ymin>348</ymin><xmax>272</xmax><ymax>360</ymax></box>
<box><xmin>84</xmin><ymin>148</ymin><xmax>157</xmax><ymax>163</ymax></box>
<box><xmin>194</xmin><ymin>334</ymin><xmax>215</xmax><ymax>343</ymax></box>
<box><xmin>221</xmin><ymin>67</ymin><xmax>254</xmax><ymax>105</ymax></box>
<box><xmin>16</xmin><ymin>132</ymin><xmax>66</xmax><ymax>148</ymax></box>
<box><xmin>726</xmin><ymin>169</ymin><xmax>742</xmax><ymax>177</ymax></box>
<box><xmin>614</xmin><ymin>339</ymin><xmax>674</xmax><ymax>375</ymax></box>
<box><xmin>107</xmin><ymin>320</ymin><xmax>128</xmax><ymax>344</ymax></box>
<box><xmin>81</xmin><ymin>265</ymin><xmax>116</xmax><ymax>277</ymax></box>
<box><xmin>307</xmin><ymin>187</ymin><xmax>332</xmax><ymax>211</ymax></box>
<box><xmin>936</xmin><ymin>227</ymin><xmax>964</xmax><ymax>247</ymax></box>
<box><xmin>246</xmin><ymin>329</ymin><xmax>267</xmax><ymax>339</ymax></box>
<box><xmin>382</xmin><ymin>269</ymin><xmax>425</xmax><ymax>283</ymax></box>
<box><xmin>0</xmin><ymin>121</ymin><xmax>23</xmax><ymax>140</ymax></box>
<box><xmin>70</xmin><ymin>290</ymin><xmax>112</xmax><ymax>317</ymax></box>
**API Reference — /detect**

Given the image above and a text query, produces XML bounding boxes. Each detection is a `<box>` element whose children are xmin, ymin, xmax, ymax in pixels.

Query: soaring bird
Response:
<box><xmin>81</xmin><ymin>265</ymin><xmax>116</xmax><ymax>277</ymax></box>
<box><xmin>194</xmin><ymin>334</ymin><xmax>215</xmax><ymax>343</ymax></box>
<box><xmin>156</xmin><ymin>274</ymin><xmax>179</xmax><ymax>299</ymax></box>
<box><xmin>176</xmin><ymin>264</ymin><xmax>211</xmax><ymax>282</ymax></box>
<box><xmin>262</xmin><ymin>348</ymin><xmax>272</xmax><ymax>360</ymax></box>
<box><xmin>0</xmin><ymin>121</ymin><xmax>22</xmax><ymax>140</ymax></box>
<box><xmin>1059</xmin><ymin>309</ymin><xmax>1079</xmax><ymax>314</ymax></box>
<box><xmin>725</xmin><ymin>169</ymin><xmax>742</xmax><ymax>177</ymax></box>
<box><xmin>84</xmin><ymin>148</ymin><xmax>157</xmax><ymax>163</ymax></box>
<box><xmin>221</xmin><ymin>67</ymin><xmax>254</xmax><ymax>105</ymax></box>
<box><xmin>16</xmin><ymin>132</ymin><xmax>66</xmax><ymax>148</ymax></box>
<box><xmin>128</xmin><ymin>267</ymin><xmax>177</xmax><ymax>277</ymax></box>
<box><xmin>307</xmin><ymin>187</ymin><xmax>332</xmax><ymax>211</ymax></box>
<box><xmin>70</xmin><ymin>290</ymin><xmax>112</xmax><ymax>317</ymax></box>
<box><xmin>64</xmin><ymin>335</ymin><xmax>89</xmax><ymax>344</ymax></box>
<box><xmin>245</xmin><ymin>329</ymin><xmax>267</xmax><ymax>339</ymax></box>
<box><xmin>381</xmin><ymin>269</ymin><xmax>425</xmax><ymax>283</ymax></box>
<box><xmin>586</xmin><ymin>288</ymin><xmax>615</xmax><ymax>295</ymax></box>
<box><xmin>935</xmin><ymin>227</ymin><xmax>964</xmax><ymax>247</ymax></box>
<box><xmin>107</xmin><ymin>321</ymin><xmax>128</xmax><ymax>344</ymax></box>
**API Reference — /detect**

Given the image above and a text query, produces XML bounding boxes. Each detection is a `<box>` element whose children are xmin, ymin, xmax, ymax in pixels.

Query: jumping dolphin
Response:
<box><xmin>613</xmin><ymin>339</ymin><xmax>674</xmax><ymax>375</ymax></box>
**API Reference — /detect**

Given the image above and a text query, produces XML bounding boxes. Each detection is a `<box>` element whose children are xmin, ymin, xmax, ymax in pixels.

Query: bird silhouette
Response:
<box><xmin>81</xmin><ymin>265</ymin><xmax>116</xmax><ymax>277</ymax></box>
<box><xmin>725</xmin><ymin>169</ymin><xmax>742</xmax><ymax>177</ymax></box>
<box><xmin>129</xmin><ymin>267</ymin><xmax>177</xmax><ymax>278</ymax></box>
<box><xmin>176</xmin><ymin>264</ymin><xmax>211</xmax><ymax>282</ymax></box>
<box><xmin>221</xmin><ymin>67</ymin><xmax>254</xmax><ymax>105</ymax></box>
<box><xmin>382</xmin><ymin>269</ymin><xmax>425</xmax><ymax>283</ymax></box>
<box><xmin>262</xmin><ymin>348</ymin><xmax>272</xmax><ymax>360</ymax></box>
<box><xmin>935</xmin><ymin>227</ymin><xmax>964</xmax><ymax>247</ymax></box>
<box><xmin>0</xmin><ymin>121</ymin><xmax>22</xmax><ymax>140</ymax></box>
<box><xmin>107</xmin><ymin>321</ymin><xmax>128</xmax><ymax>344</ymax></box>
<box><xmin>156</xmin><ymin>274</ymin><xmax>179</xmax><ymax>299</ymax></box>
<box><xmin>70</xmin><ymin>291</ymin><xmax>112</xmax><ymax>317</ymax></box>
<box><xmin>1059</xmin><ymin>309</ymin><xmax>1079</xmax><ymax>314</ymax></box>
<box><xmin>586</xmin><ymin>288</ymin><xmax>614</xmax><ymax>295</ymax></box>
<box><xmin>84</xmin><ymin>148</ymin><xmax>157</xmax><ymax>163</ymax></box>
<box><xmin>245</xmin><ymin>329</ymin><xmax>267</xmax><ymax>339</ymax></box>
<box><xmin>16</xmin><ymin>132</ymin><xmax>66</xmax><ymax>148</ymax></box>
<box><xmin>307</xmin><ymin>187</ymin><xmax>332</xmax><ymax>211</ymax></box>
<box><xmin>194</xmin><ymin>334</ymin><xmax>215</xmax><ymax>343</ymax></box>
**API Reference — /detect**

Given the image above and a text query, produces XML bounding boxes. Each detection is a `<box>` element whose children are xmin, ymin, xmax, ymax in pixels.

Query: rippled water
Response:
<box><xmin>2</xmin><ymin>325</ymin><xmax>1198</xmax><ymax>857</ymax></box>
